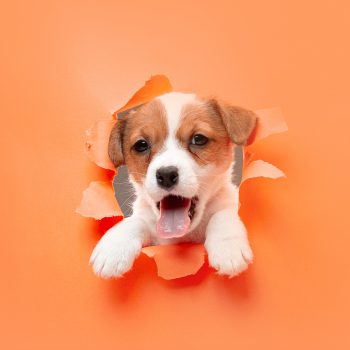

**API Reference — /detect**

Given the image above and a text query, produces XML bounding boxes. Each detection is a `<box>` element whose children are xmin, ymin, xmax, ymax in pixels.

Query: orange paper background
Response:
<box><xmin>1</xmin><ymin>1</ymin><xmax>349</xmax><ymax>349</ymax></box>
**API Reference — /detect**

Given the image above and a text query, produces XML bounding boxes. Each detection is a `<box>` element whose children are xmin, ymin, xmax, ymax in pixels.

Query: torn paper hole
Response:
<box><xmin>78</xmin><ymin>74</ymin><xmax>288</xmax><ymax>279</ymax></box>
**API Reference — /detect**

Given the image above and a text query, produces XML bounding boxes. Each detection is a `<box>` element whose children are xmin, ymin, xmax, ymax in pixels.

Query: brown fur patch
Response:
<box><xmin>176</xmin><ymin>101</ymin><xmax>234</xmax><ymax>169</ymax></box>
<box><xmin>108</xmin><ymin>99</ymin><xmax>168</xmax><ymax>183</ymax></box>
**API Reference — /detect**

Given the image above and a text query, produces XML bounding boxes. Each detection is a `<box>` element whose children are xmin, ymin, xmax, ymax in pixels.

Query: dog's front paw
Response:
<box><xmin>206</xmin><ymin>238</ymin><xmax>253</xmax><ymax>277</ymax></box>
<box><xmin>90</xmin><ymin>230</ymin><xmax>142</xmax><ymax>278</ymax></box>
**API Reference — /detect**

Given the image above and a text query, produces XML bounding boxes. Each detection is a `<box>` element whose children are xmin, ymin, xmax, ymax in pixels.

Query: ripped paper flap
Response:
<box><xmin>76</xmin><ymin>181</ymin><xmax>122</xmax><ymax>219</ymax></box>
<box><xmin>253</xmin><ymin>107</ymin><xmax>288</xmax><ymax>143</ymax></box>
<box><xmin>113</xmin><ymin>75</ymin><xmax>172</xmax><ymax>118</ymax></box>
<box><xmin>242</xmin><ymin>160</ymin><xmax>286</xmax><ymax>183</ymax></box>
<box><xmin>142</xmin><ymin>244</ymin><xmax>205</xmax><ymax>280</ymax></box>
<box><xmin>85</xmin><ymin>118</ymin><xmax>115</xmax><ymax>171</ymax></box>
<box><xmin>241</xmin><ymin>107</ymin><xmax>288</xmax><ymax>183</ymax></box>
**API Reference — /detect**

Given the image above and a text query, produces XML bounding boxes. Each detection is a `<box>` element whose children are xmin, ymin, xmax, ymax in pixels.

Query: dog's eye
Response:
<box><xmin>191</xmin><ymin>134</ymin><xmax>209</xmax><ymax>146</ymax></box>
<box><xmin>133</xmin><ymin>139</ymin><xmax>150</xmax><ymax>153</ymax></box>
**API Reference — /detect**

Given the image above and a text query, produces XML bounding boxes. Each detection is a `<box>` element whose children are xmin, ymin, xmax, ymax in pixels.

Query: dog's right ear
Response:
<box><xmin>108</xmin><ymin>120</ymin><xmax>125</xmax><ymax>168</ymax></box>
<box><xmin>208</xmin><ymin>99</ymin><xmax>257</xmax><ymax>145</ymax></box>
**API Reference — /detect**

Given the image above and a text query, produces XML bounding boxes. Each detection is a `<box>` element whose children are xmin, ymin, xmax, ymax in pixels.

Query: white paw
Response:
<box><xmin>90</xmin><ymin>229</ymin><xmax>142</xmax><ymax>278</ymax></box>
<box><xmin>206</xmin><ymin>237</ymin><xmax>253</xmax><ymax>277</ymax></box>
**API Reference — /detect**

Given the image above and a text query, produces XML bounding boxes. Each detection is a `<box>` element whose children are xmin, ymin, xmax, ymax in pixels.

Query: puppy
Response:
<box><xmin>90</xmin><ymin>92</ymin><xmax>257</xmax><ymax>278</ymax></box>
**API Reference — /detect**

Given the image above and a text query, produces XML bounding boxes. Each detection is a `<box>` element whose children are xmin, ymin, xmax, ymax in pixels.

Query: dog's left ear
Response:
<box><xmin>108</xmin><ymin>119</ymin><xmax>126</xmax><ymax>168</ymax></box>
<box><xmin>208</xmin><ymin>99</ymin><xmax>257</xmax><ymax>145</ymax></box>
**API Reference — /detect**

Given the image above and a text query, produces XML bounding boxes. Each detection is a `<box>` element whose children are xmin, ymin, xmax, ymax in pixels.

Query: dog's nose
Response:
<box><xmin>156</xmin><ymin>166</ymin><xmax>179</xmax><ymax>189</ymax></box>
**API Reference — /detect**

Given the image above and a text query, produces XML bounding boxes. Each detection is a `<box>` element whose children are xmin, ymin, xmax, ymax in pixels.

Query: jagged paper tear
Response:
<box><xmin>85</xmin><ymin>119</ymin><xmax>116</xmax><ymax>171</ymax></box>
<box><xmin>252</xmin><ymin>107</ymin><xmax>288</xmax><ymax>143</ymax></box>
<box><xmin>242</xmin><ymin>160</ymin><xmax>286</xmax><ymax>183</ymax></box>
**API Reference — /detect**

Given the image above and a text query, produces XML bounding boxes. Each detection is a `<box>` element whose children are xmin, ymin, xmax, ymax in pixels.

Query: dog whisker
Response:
<box><xmin>113</xmin><ymin>181</ymin><xmax>134</xmax><ymax>185</ymax></box>
<box><xmin>119</xmin><ymin>192</ymin><xmax>137</xmax><ymax>211</ymax></box>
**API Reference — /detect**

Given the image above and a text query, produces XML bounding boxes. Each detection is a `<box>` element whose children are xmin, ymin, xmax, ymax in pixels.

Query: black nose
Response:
<box><xmin>156</xmin><ymin>166</ymin><xmax>179</xmax><ymax>189</ymax></box>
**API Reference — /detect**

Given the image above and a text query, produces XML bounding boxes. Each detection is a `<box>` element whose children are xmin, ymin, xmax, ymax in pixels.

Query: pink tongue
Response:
<box><xmin>157</xmin><ymin>196</ymin><xmax>191</xmax><ymax>239</ymax></box>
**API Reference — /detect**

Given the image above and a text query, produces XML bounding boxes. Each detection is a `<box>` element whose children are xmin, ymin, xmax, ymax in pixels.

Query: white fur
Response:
<box><xmin>158</xmin><ymin>92</ymin><xmax>196</xmax><ymax>133</ymax></box>
<box><xmin>90</xmin><ymin>92</ymin><xmax>253</xmax><ymax>278</ymax></box>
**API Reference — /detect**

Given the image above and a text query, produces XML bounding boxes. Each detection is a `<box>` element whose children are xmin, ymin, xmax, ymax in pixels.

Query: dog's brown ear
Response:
<box><xmin>108</xmin><ymin>120</ymin><xmax>125</xmax><ymax>168</ymax></box>
<box><xmin>209</xmin><ymin>99</ymin><xmax>257</xmax><ymax>145</ymax></box>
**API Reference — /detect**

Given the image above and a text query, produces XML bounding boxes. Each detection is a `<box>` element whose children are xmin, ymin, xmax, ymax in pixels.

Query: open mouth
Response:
<box><xmin>156</xmin><ymin>195</ymin><xmax>198</xmax><ymax>239</ymax></box>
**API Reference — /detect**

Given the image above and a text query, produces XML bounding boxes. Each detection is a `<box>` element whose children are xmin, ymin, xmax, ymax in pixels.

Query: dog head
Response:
<box><xmin>109</xmin><ymin>92</ymin><xmax>257</xmax><ymax>238</ymax></box>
